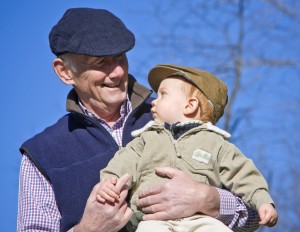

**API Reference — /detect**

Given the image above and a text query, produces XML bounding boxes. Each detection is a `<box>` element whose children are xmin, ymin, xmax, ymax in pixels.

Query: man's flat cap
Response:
<box><xmin>49</xmin><ymin>8</ymin><xmax>135</xmax><ymax>56</ymax></box>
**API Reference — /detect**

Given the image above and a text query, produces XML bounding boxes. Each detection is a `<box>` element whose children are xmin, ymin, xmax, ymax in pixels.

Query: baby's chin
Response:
<box><xmin>153</xmin><ymin>118</ymin><xmax>163</xmax><ymax>124</ymax></box>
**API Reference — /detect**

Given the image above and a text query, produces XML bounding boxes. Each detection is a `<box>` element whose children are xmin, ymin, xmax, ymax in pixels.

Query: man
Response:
<box><xmin>17</xmin><ymin>7</ymin><xmax>259</xmax><ymax>232</ymax></box>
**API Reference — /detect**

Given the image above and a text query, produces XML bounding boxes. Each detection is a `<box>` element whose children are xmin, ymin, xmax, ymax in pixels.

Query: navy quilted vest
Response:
<box><xmin>20</xmin><ymin>99</ymin><xmax>152</xmax><ymax>231</ymax></box>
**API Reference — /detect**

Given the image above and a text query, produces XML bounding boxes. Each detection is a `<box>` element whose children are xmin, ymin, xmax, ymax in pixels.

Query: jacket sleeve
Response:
<box><xmin>100</xmin><ymin>136</ymin><xmax>145</xmax><ymax>188</ymax></box>
<box><xmin>218</xmin><ymin>141</ymin><xmax>274</xmax><ymax>210</ymax></box>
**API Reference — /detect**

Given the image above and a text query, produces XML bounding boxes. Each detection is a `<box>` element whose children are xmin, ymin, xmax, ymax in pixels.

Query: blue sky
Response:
<box><xmin>1</xmin><ymin>1</ymin><xmax>299</xmax><ymax>231</ymax></box>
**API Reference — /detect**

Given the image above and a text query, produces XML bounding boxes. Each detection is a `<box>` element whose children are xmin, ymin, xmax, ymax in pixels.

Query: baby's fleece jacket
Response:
<box><xmin>100</xmin><ymin>120</ymin><xmax>274</xmax><ymax>211</ymax></box>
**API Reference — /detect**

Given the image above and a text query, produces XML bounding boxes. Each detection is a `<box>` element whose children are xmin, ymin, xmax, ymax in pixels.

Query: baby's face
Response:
<box><xmin>151</xmin><ymin>77</ymin><xmax>188</xmax><ymax>124</ymax></box>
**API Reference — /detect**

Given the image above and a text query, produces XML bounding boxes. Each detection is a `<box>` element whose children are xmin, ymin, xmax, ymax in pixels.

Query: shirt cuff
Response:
<box><xmin>215</xmin><ymin>188</ymin><xmax>236</xmax><ymax>225</ymax></box>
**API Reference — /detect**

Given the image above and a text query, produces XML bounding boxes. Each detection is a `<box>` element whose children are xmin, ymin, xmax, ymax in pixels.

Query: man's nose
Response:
<box><xmin>108</xmin><ymin>62</ymin><xmax>124</xmax><ymax>78</ymax></box>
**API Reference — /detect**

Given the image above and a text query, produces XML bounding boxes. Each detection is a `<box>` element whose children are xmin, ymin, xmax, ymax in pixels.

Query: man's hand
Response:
<box><xmin>135</xmin><ymin>167</ymin><xmax>220</xmax><ymax>221</ymax></box>
<box><xmin>74</xmin><ymin>174</ymin><xmax>133</xmax><ymax>232</ymax></box>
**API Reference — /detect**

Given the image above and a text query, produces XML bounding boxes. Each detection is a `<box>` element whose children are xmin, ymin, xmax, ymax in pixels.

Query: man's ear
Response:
<box><xmin>184</xmin><ymin>97</ymin><xmax>200</xmax><ymax>116</ymax></box>
<box><xmin>52</xmin><ymin>58</ymin><xmax>75</xmax><ymax>85</ymax></box>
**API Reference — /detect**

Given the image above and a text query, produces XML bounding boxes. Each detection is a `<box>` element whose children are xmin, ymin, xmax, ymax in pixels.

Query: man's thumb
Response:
<box><xmin>115</xmin><ymin>173</ymin><xmax>131</xmax><ymax>191</ymax></box>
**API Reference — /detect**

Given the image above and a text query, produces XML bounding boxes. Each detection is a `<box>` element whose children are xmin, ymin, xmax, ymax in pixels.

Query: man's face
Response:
<box><xmin>70</xmin><ymin>54</ymin><xmax>129</xmax><ymax>114</ymax></box>
<box><xmin>151</xmin><ymin>77</ymin><xmax>188</xmax><ymax>124</ymax></box>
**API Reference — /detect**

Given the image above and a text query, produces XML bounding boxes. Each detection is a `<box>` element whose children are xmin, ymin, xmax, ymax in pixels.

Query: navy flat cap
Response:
<box><xmin>49</xmin><ymin>8</ymin><xmax>135</xmax><ymax>57</ymax></box>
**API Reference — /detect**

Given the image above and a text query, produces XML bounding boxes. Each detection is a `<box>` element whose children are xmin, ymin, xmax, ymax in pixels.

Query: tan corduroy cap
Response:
<box><xmin>148</xmin><ymin>64</ymin><xmax>228</xmax><ymax>122</ymax></box>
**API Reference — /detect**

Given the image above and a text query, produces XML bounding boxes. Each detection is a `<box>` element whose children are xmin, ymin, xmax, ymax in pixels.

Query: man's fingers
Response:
<box><xmin>123</xmin><ymin>206</ymin><xmax>134</xmax><ymax>222</ymax></box>
<box><xmin>134</xmin><ymin>195</ymin><xmax>160</xmax><ymax>209</ymax></box>
<box><xmin>137</xmin><ymin>167</ymin><xmax>185</xmax><ymax>199</ymax></box>
<box><xmin>140</xmin><ymin>202</ymin><xmax>165</xmax><ymax>215</ymax></box>
<box><xmin>117</xmin><ymin>197</ymin><xmax>133</xmax><ymax>226</ymax></box>
<box><xmin>115</xmin><ymin>173</ymin><xmax>131</xmax><ymax>192</ymax></box>
<box><xmin>116</xmin><ymin>174</ymin><xmax>131</xmax><ymax>204</ymax></box>
<box><xmin>155</xmin><ymin>167</ymin><xmax>180</xmax><ymax>179</ymax></box>
<box><xmin>137</xmin><ymin>185</ymin><xmax>161</xmax><ymax>200</ymax></box>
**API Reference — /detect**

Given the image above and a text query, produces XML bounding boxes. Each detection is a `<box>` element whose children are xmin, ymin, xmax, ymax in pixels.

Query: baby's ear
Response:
<box><xmin>184</xmin><ymin>97</ymin><xmax>199</xmax><ymax>115</ymax></box>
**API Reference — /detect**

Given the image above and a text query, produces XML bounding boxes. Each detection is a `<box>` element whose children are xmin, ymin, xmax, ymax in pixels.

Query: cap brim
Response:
<box><xmin>148</xmin><ymin>64</ymin><xmax>185</xmax><ymax>92</ymax></box>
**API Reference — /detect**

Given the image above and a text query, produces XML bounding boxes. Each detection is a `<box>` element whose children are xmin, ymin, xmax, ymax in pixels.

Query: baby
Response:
<box><xmin>97</xmin><ymin>64</ymin><xmax>278</xmax><ymax>231</ymax></box>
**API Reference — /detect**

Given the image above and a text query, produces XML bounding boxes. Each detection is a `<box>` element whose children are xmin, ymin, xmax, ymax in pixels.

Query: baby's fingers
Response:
<box><xmin>258</xmin><ymin>210</ymin><xmax>269</xmax><ymax>225</ymax></box>
<box><xmin>266</xmin><ymin>214</ymin><xmax>278</xmax><ymax>227</ymax></box>
<box><xmin>259</xmin><ymin>212</ymin><xmax>278</xmax><ymax>227</ymax></box>
<box><xmin>96</xmin><ymin>194</ymin><xmax>106</xmax><ymax>203</ymax></box>
<box><xmin>266</xmin><ymin>218</ymin><xmax>278</xmax><ymax>227</ymax></box>
<box><xmin>259</xmin><ymin>216</ymin><xmax>269</xmax><ymax>225</ymax></box>
<box><xmin>97</xmin><ymin>188</ymin><xmax>119</xmax><ymax>203</ymax></box>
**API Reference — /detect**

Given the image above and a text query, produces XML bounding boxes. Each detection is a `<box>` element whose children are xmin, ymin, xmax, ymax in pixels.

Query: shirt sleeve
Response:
<box><xmin>17</xmin><ymin>155</ymin><xmax>61</xmax><ymax>231</ymax></box>
<box><xmin>216</xmin><ymin>188</ymin><xmax>260</xmax><ymax>232</ymax></box>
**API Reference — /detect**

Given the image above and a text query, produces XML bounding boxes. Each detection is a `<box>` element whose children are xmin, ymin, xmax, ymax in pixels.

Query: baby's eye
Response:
<box><xmin>162</xmin><ymin>92</ymin><xmax>169</xmax><ymax>99</ymax></box>
<box><xmin>157</xmin><ymin>88</ymin><xmax>167</xmax><ymax>98</ymax></box>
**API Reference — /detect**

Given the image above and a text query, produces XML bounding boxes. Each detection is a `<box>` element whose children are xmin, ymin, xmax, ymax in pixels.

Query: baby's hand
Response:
<box><xmin>258</xmin><ymin>203</ymin><xmax>278</xmax><ymax>227</ymax></box>
<box><xmin>96</xmin><ymin>177</ymin><xmax>120</xmax><ymax>203</ymax></box>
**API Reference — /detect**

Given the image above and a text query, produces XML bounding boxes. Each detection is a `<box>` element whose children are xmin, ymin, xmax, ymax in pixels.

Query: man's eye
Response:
<box><xmin>94</xmin><ymin>59</ymin><xmax>105</xmax><ymax>67</ymax></box>
<box><xmin>117</xmin><ymin>55</ymin><xmax>126</xmax><ymax>63</ymax></box>
<box><xmin>116</xmin><ymin>54</ymin><xmax>123</xmax><ymax>59</ymax></box>
<box><xmin>79</xmin><ymin>59</ymin><xmax>105</xmax><ymax>69</ymax></box>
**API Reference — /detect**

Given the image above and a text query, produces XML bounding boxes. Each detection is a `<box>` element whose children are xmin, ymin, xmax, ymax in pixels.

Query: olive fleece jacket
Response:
<box><xmin>100</xmin><ymin>120</ymin><xmax>274</xmax><ymax>211</ymax></box>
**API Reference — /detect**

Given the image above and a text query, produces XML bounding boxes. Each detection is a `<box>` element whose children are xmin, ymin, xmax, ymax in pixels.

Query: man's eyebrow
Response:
<box><xmin>75</xmin><ymin>57</ymin><xmax>105</xmax><ymax>66</ymax></box>
<box><xmin>89</xmin><ymin>57</ymin><xmax>105</xmax><ymax>64</ymax></box>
